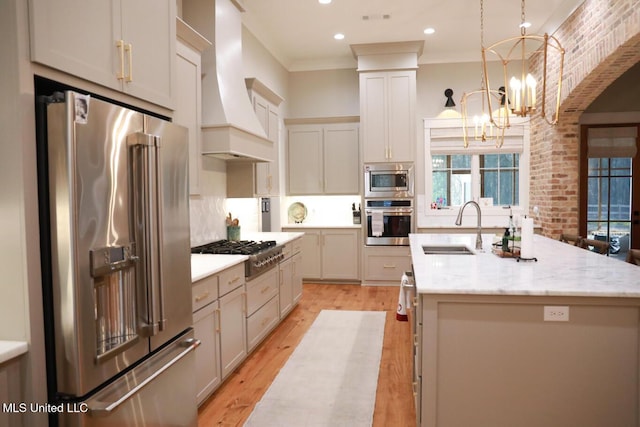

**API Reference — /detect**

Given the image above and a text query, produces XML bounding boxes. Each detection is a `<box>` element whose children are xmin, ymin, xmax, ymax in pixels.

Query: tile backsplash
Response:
<box><xmin>283</xmin><ymin>195</ymin><xmax>361</xmax><ymax>226</ymax></box>
<box><xmin>189</xmin><ymin>195</ymin><xmax>227</xmax><ymax>247</ymax></box>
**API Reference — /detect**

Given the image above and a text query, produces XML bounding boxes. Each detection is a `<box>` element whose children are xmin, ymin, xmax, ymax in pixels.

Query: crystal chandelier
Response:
<box><xmin>481</xmin><ymin>0</ymin><xmax>565</xmax><ymax>127</ymax></box>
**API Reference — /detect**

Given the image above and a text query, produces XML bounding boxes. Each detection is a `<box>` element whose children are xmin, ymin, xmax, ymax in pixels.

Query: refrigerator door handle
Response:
<box><xmin>88</xmin><ymin>338</ymin><xmax>200</xmax><ymax>417</ymax></box>
<box><xmin>154</xmin><ymin>135</ymin><xmax>167</xmax><ymax>331</ymax></box>
<box><xmin>128</xmin><ymin>132</ymin><xmax>165</xmax><ymax>336</ymax></box>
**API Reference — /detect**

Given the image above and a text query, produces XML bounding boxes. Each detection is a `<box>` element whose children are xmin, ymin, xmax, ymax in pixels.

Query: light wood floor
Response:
<box><xmin>197</xmin><ymin>283</ymin><xmax>416</xmax><ymax>426</ymax></box>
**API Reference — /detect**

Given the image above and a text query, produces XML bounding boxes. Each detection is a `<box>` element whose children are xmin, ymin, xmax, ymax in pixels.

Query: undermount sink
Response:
<box><xmin>422</xmin><ymin>244</ymin><xmax>475</xmax><ymax>255</ymax></box>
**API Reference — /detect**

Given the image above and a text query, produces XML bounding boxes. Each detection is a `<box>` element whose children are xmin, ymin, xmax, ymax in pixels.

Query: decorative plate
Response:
<box><xmin>288</xmin><ymin>202</ymin><xmax>307</xmax><ymax>223</ymax></box>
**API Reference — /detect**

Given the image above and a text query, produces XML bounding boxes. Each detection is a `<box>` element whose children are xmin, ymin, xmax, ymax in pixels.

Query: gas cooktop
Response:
<box><xmin>191</xmin><ymin>239</ymin><xmax>283</xmax><ymax>279</ymax></box>
<box><xmin>191</xmin><ymin>239</ymin><xmax>277</xmax><ymax>255</ymax></box>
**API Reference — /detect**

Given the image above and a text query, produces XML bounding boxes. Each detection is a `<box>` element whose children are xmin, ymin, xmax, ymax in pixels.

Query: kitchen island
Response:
<box><xmin>409</xmin><ymin>233</ymin><xmax>640</xmax><ymax>427</ymax></box>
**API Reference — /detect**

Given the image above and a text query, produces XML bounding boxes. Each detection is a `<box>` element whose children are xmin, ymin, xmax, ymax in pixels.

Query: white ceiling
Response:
<box><xmin>241</xmin><ymin>0</ymin><xmax>585</xmax><ymax>72</ymax></box>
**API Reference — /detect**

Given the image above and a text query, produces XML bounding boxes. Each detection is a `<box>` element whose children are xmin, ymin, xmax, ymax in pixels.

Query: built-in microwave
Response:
<box><xmin>364</xmin><ymin>163</ymin><xmax>414</xmax><ymax>198</ymax></box>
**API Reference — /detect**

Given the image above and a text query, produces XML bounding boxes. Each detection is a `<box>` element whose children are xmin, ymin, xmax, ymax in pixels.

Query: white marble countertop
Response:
<box><xmin>410</xmin><ymin>233</ymin><xmax>640</xmax><ymax>297</ymax></box>
<box><xmin>191</xmin><ymin>254</ymin><xmax>248</xmax><ymax>283</ymax></box>
<box><xmin>281</xmin><ymin>224</ymin><xmax>361</xmax><ymax>229</ymax></box>
<box><xmin>0</xmin><ymin>340</ymin><xmax>28</xmax><ymax>364</ymax></box>
<box><xmin>241</xmin><ymin>231</ymin><xmax>305</xmax><ymax>243</ymax></box>
<box><xmin>191</xmin><ymin>231</ymin><xmax>305</xmax><ymax>283</ymax></box>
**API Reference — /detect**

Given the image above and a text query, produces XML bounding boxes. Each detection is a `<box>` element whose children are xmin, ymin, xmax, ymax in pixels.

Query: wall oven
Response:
<box><xmin>364</xmin><ymin>163</ymin><xmax>414</xmax><ymax>198</ymax></box>
<box><xmin>364</xmin><ymin>199</ymin><xmax>414</xmax><ymax>246</ymax></box>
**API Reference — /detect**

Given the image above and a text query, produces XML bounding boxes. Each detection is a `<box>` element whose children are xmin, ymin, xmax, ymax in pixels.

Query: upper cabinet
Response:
<box><xmin>352</xmin><ymin>41</ymin><xmax>423</xmax><ymax>164</ymax></box>
<box><xmin>29</xmin><ymin>0</ymin><xmax>176</xmax><ymax>109</ymax></box>
<box><xmin>287</xmin><ymin>122</ymin><xmax>360</xmax><ymax>195</ymax></box>
<box><xmin>360</xmin><ymin>70</ymin><xmax>416</xmax><ymax>163</ymax></box>
<box><xmin>226</xmin><ymin>79</ymin><xmax>283</xmax><ymax>198</ymax></box>
<box><xmin>174</xmin><ymin>19</ymin><xmax>211</xmax><ymax>196</ymax></box>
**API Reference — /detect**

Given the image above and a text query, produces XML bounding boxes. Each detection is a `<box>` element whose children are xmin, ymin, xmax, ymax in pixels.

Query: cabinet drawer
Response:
<box><xmin>192</xmin><ymin>274</ymin><xmax>218</xmax><ymax>312</ymax></box>
<box><xmin>247</xmin><ymin>296</ymin><xmax>279</xmax><ymax>351</ymax></box>
<box><xmin>218</xmin><ymin>263</ymin><xmax>245</xmax><ymax>296</ymax></box>
<box><xmin>245</xmin><ymin>269</ymin><xmax>278</xmax><ymax>316</ymax></box>
<box><xmin>365</xmin><ymin>254</ymin><xmax>412</xmax><ymax>281</ymax></box>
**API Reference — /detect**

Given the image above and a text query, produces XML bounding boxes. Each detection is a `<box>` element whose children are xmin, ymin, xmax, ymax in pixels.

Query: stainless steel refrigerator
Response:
<box><xmin>37</xmin><ymin>90</ymin><xmax>198</xmax><ymax>427</ymax></box>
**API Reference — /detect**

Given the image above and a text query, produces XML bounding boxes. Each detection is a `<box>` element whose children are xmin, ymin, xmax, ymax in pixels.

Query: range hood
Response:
<box><xmin>184</xmin><ymin>0</ymin><xmax>273</xmax><ymax>162</ymax></box>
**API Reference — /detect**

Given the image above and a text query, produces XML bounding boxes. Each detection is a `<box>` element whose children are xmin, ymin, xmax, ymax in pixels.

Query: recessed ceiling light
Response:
<box><xmin>318</xmin><ymin>0</ymin><xmax>332</xmax><ymax>4</ymax></box>
<box><xmin>424</xmin><ymin>27</ymin><xmax>435</xmax><ymax>35</ymax></box>
<box><xmin>334</xmin><ymin>33</ymin><xmax>345</xmax><ymax>40</ymax></box>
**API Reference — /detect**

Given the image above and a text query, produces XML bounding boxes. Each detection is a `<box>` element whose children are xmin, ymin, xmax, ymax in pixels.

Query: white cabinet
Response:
<box><xmin>191</xmin><ymin>263</ymin><xmax>246</xmax><ymax>404</ymax></box>
<box><xmin>360</xmin><ymin>71</ymin><xmax>416</xmax><ymax>163</ymax></box>
<box><xmin>227</xmin><ymin>79</ymin><xmax>283</xmax><ymax>198</ymax></box>
<box><xmin>193</xmin><ymin>299</ymin><xmax>220</xmax><ymax>405</ymax></box>
<box><xmin>287</xmin><ymin>123</ymin><xmax>360</xmax><ymax>195</ymax></box>
<box><xmin>219</xmin><ymin>284</ymin><xmax>247</xmax><ymax>379</ymax></box>
<box><xmin>248</xmin><ymin>78</ymin><xmax>282</xmax><ymax>197</ymax></box>
<box><xmin>362</xmin><ymin>245</ymin><xmax>412</xmax><ymax>285</ymax></box>
<box><xmin>279</xmin><ymin>237</ymin><xmax>303</xmax><ymax>318</ymax></box>
<box><xmin>29</xmin><ymin>0</ymin><xmax>176</xmax><ymax>109</ymax></box>
<box><xmin>191</xmin><ymin>273</ymin><xmax>220</xmax><ymax>405</ymax></box>
<box><xmin>245</xmin><ymin>268</ymin><xmax>279</xmax><ymax>351</ymax></box>
<box><xmin>283</xmin><ymin>228</ymin><xmax>360</xmax><ymax>281</ymax></box>
<box><xmin>175</xmin><ymin>19</ymin><xmax>211</xmax><ymax>196</ymax></box>
<box><xmin>0</xmin><ymin>356</ymin><xmax>23</xmax><ymax>427</ymax></box>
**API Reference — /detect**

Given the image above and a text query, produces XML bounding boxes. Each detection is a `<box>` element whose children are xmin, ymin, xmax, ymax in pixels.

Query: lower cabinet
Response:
<box><xmin>191</xmin><ymin>264</ymin><xmax>246</xmax><ymax>405</ymax></box>
<box><xmin>219</xmin><ymin>285</ymin><xmax>247</xmax><ymax>378</ymax></box>
<box><xmin>362</xmin><ymin>245</ymin><xmax>412</xmax><ymax>285</ymax></box>
<box><xmin>0</xmin><ymin>356</ymin><xmax>23</xmax><ymax>427</ymax></box>
<box><xmin>245</xmin><ymin>268</ymin><xmax>279</xmax><ymax>352</ymax></box>
<box><xmin>279</xmin><ymin>237</ymin><xmax>303</xmax><ymax>317</ymax></box>
<box><xmin>191</xmin><ymin>238</ymin><xmax>304</xmax><ymax>405</ymax></box>
<box><xmin>193</xmin><ymin>299</ymin><xmax>220</xmax><ymax>405</ymax></box>
<box><xmin>283</xmin><ymin>228</ymin><xmax>360</xmax><ymax>281</ymax></box>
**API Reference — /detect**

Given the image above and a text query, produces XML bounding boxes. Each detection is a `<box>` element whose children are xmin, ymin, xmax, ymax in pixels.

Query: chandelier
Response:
<box><xmin>461</xmin><ymin>0</ymin><xmax>508</xmax><ymax>148</ymax></box>
<box><xmin>481</xmin><ymin>0</ymin><xmax>565</xmax><ymax>127</ymax></box>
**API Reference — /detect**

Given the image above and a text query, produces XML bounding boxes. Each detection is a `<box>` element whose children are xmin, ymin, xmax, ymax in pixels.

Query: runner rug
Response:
<box><xmin>244</xmin><ymin>309</ymin><xmax>386</xmax><ymax>427</ymax></box>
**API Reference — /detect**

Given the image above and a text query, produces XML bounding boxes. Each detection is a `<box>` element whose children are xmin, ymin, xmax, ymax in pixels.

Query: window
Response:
<box><xmin>480</xmin><ymin>154</ymin><xmax>520</xmax><ymax>206</ymax></box>
<box><xmin>432</xmin><ymin>155</ymin><xmax>471</xmax><ymax>207</ymax></box>
<box><xmin>423</xmin><ymin>118</ymin><xmax>530</xmax><ymax>226</ymax></box>
<box><xmin>431</xmin><ymin>153</ymin><xmax>519</xmax><ymax>207</ymax></box>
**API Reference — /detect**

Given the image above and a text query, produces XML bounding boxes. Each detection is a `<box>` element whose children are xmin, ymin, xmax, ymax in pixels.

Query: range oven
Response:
<box><xmin>191</xmin><ymin>239</ymin><xmax>283</xmax><ymax>279</ymax></box>
<box><xmin>364</xmin><ymin>163</ymin><xmax>414</xmax><ymax>198</ymax></box>
<box><xmin>364</xmin><ymin>199</ymin><xmax>414</xmax><ymax>246</ymax></box>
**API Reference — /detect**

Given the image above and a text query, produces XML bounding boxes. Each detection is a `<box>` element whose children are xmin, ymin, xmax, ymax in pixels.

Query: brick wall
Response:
<box><xmin>528</xmin><ymin>0</ymin><xmax>640</xmax><ymax>238</ymax></box>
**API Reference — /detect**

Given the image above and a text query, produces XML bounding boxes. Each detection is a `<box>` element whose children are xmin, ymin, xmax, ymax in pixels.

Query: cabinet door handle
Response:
<box><xmin>194</xmin><ymin>291</ymin><xmax>210</xmax><ymax>303</ymax></box>
<box><xmin>383</xmin><ymin>264</ymin><xmax>396</xmax><ymax>269</ymax></box>
<box><xmin>214</xmin><ymin>308</ymin><xmax>221</xmax><ymax>333</ymax></box>
<box><xmin>125</xmin><ymin>43</ymin><xmax>133</xmax><ymax>82</ymax></box>
<box><xmin>116</xmin><ymin>40</ymin><xmax>125</xmax><ymax>80</ymax></box>
<box><xmin>242</xmin><ymin>292</ymin><xmax>247</xmax><ymax>315</ymax></box>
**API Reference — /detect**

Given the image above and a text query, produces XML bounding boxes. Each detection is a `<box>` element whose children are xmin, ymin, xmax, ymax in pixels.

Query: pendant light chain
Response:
<box><xmin>520</xmin><ymin>0</ymin><xmax>527</xmax><ymax>36</ymax></box>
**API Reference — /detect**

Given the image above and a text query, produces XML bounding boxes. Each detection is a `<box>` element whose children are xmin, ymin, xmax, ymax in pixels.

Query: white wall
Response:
<box><xmin>287</xmin><ymin>69</ymin><xmax>360</xmax><ymax>118</ymax></box>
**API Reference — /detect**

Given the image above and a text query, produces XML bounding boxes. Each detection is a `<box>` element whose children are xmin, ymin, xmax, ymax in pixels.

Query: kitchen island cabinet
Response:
<box><xmin>409</xmin><ymin>233</ymin><xmax>640</xmax><ymax>427</ymax></box>
<box><xmin>29</xmin><ymin>0</ymin><xmax>176</xmax><ymax>109</ymax></box>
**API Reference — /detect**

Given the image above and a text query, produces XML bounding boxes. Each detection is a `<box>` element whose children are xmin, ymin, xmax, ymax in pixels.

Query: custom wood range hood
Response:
<box><xmin>184</xmin><ymin>0</ymin><xmax>273</xmax><ymax>162</ymax></box>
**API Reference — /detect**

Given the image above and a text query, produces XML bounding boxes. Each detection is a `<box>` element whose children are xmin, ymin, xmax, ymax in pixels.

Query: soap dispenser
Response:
<box><xmin>502</xmin><ymin>228</ymin><xmax>511</xmax><ymax>252</ymax></box>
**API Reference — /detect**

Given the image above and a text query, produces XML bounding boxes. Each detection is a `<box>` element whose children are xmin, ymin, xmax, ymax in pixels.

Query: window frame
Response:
<box><xmin>420</xmin><ymin>118</ymin><xmax>530</xmax><ymax>228</ymax></box>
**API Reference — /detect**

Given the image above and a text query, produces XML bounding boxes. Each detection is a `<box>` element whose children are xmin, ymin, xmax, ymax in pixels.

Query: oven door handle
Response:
<box><xmin>365</xmin><ymin>209</ymin><xmax>413</xmax><ymax>215</ymax></box>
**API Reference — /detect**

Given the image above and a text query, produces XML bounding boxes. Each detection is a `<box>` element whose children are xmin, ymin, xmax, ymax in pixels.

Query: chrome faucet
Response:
<box><xmin>455</xmin><ymin>200</ymin><xmax>483</xmax><ymax>250</ymax></box>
